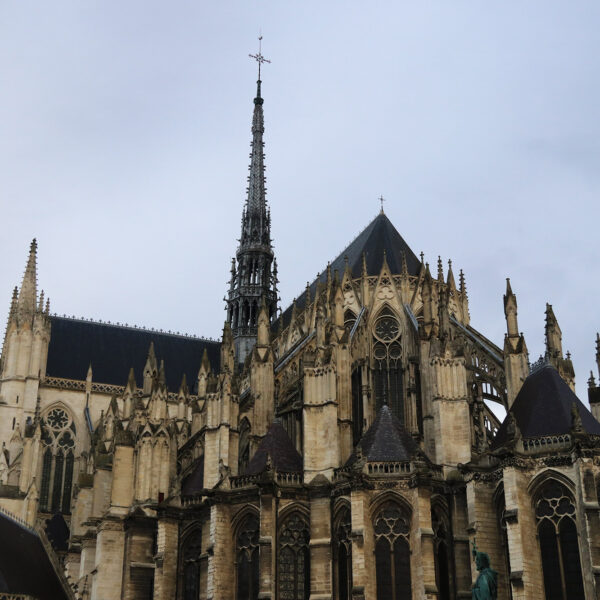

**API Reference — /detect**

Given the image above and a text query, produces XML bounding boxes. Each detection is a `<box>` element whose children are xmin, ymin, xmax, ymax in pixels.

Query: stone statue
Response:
<box><xmin>472</xmin><ymin>540</ymin><xmax>498</xmax><ymax>600</ymax></box>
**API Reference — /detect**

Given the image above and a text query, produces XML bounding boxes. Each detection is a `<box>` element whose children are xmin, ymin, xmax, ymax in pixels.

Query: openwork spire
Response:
<box><xmin>226</xmin><ymin>38</ymin><xmax>277</xmax><ymax>366</ymax></box>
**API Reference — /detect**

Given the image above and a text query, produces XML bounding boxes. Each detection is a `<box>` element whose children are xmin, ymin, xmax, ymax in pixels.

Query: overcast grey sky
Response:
<box><xmin>1</xmin><ymin>2</ymin><xmax>598</xmax><ymax>401</ymax></box>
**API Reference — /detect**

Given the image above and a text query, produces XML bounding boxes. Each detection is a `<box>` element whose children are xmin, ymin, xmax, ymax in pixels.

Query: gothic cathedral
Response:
<box><xmin>1</xmin><ymin>66</ymin><xmax>600</xmax><ymax>600</ymax></box>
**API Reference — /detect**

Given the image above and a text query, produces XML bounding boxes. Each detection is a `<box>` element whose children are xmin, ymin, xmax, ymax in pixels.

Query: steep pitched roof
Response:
<box><xmin>345</xmin><ymin>404</ymin><xmax>419</xmax><ymax>466</ymax></box>
<box><xmin>0</xmin><ymin>510</ymin><xmax>71</xmax><ymax>600</ymax></box>
<box><xmin>244</xmin><ymin>422</ymin><xmax>303</xmax><ymax>475</ymax></box>
<box><xmin>276</xmin><ymin>212</ymin><xmax>420</xmax><ymax>329</ymax></box>
<box><xmin>493</xmin><ymin>365</ymin><xmax>600</xmax><ymax>448</ymax></box>
<box><xmin>46</xmin><ymin>316</ymin><xmax>220</xmax><ymax>393</ymax></box>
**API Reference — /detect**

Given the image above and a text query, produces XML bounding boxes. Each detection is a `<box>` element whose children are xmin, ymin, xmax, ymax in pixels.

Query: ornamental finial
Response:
<box><xmin>249</xmin><ymin>35</ymin><xmax>271</xmax><ymax>83</ymax></box>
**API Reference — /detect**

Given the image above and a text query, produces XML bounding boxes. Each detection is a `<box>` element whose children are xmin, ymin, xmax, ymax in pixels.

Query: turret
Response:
<box><xmin>545</xmin><ymin>304</ymin><xmax>575</xmax><ymax>391</ymax></box>
<box><xmin>503</xmin><ymin>279</ymin><xmax>529</xmax><ymax>406</ymax></box>
<box><xmin>225</xmin><ymin>46</ymin><xmax>277</xmax><ymax>365</ymax></box>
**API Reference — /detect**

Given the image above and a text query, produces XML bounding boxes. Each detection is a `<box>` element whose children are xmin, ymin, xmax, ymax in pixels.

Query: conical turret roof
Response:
<box><xmin>492</xmin><ymin>365</ymin><xmax>600</xmax><ymax>448</ymax></box>
<box><xmin>345</xmin><ymin>404</ymin><xmax>420</xmax><ymax>466</ymax></box>
<box><xmin>243</xmin><ymin>421</ymin><xmax>302</xmax><ymax>475</ymax></box>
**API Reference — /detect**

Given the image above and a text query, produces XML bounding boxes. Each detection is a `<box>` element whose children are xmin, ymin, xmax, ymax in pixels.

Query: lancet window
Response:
<box><xmin>534</xmin><ymin>480</ymin><xmax>585</xmax><ymax>600</ymax></box>
<box><xmin>351</xmin><ymin>367</ymin><xmax>363</xmax><ymax>444</ymax></box>
<box><xmin>239</xmin><ymin>419</ymin><xmax>251</xmax><ymax>475</ymax></box>
<box><xmin>431</xmin><ymin>505</ymin><xmax>453</xmax><ymax>600</ymax></box>
<box><xmin>333</xmin><ymin>507</ymin><xmax>352</xmax><ymax>600</ymax></box>
<box><xmin>278</xmin><ymin>512</ymin><xmax>310</xmax><ymax>600</ymax></box>
<box><xmin>180</xmin><ymin>528</ymin><xmax>202</xmax><ymax>600</ymax></box>
<box><xmin>39</xmin><ymin>407</ymin><xmax>76</xmax><ymax>514</ymax></box>
<box><xmin>372</xmin><ymin>308</ymin><xmax>404</xmax><ymax>422</ymax></box>
<box><xmin>373</xmin><ymin>501</ymin><xmax>412</xmax><ymax>600</ymax></box>
<box><xmin>495</xmin><ymin>487</ymin><xmax>513</xmax><ymax>600</ymax></box>
<box><xmin>236</xmin><ymin>514</ymin><xmax>260</xmax><ymax>600</ymax></box>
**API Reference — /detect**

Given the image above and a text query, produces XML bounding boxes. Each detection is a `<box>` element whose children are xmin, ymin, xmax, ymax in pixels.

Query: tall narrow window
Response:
<box><xmin>495</xmin><ymin>487</ymin><xmax>513</xmax><ymax>600</ymax></box>
<box><xmin>239</xmin><ymin>419</ymin><xmax>251</xmax><ymax>475</ymax></box>
<box><xmin>374</xmin><ymin>501</ymin><xmax>411</xmax><ymax>600</ymax></box>
<box><xmin>373</xmin><ymin>309</ymin><xmax>404</xmax><ymax>422</ymax></box>
<box><xmin>40</xmin><ymin>407</ymin><xmax>76</xmax><ymax>514</ymax></box>
<box><xmin>351</xmin><ymin>368</ymin><xmax>363</xmax><ymax>444</ymax></box>
<box><xmin>278</xmin><ymin>512</ymin><xmax>310</xmax><ymax>600</ymax></box>
<box><xmin>431</xmin><ymin>506</ymin><xmax>453</xmax><ymax>600</ymax></box>
<box><xmin>236</xmin><ymin>514</ymin><xmax>260</xmax><ymax>600</ymax></box>
<box><xmin>180</xmin><ymin>528</ymin><xmax>202</xmax><ymax>600</ymax></box>
<box><xmin>334</xmin><ymin>508</ymin><xmax>352</xmax><ymax>600</ymax></box>
<box><xmin>535</xmin><ymin>480</ymin><xmax>585</xmax><ymax>600</ymax></box>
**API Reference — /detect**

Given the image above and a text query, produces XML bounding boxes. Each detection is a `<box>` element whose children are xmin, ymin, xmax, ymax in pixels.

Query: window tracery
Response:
<box><xmin>373</xmin><ymin>501</ymin><xmax>411</xmax><ymax>600</ymax></box>
<box><xmin>534</xmin><ymin>480</ymin><xmax>584</xmax><ymax>600</ymax></box>
<box><xmin>278</xmin><ymin>512</ymin><xmax>310</xmax><ymax>600</ymax></box>
<box><xmin>431</xmin><ymin>505</ymin><xmax>453</xmax><ymax>600</ymax></box>
<box><xmin>372</xmin><ymin>308</ymin><xmax>404</xmax><ymax>422</ymax></box>
<box><xmin>236</xmin><ymin>514</ymin><xmax>260</xmax><ymax>600</ymax></box>
<box><xmin>40</xmin><ymin>407</ymin><xmax>76</xmax><ymax>514</ymax></box>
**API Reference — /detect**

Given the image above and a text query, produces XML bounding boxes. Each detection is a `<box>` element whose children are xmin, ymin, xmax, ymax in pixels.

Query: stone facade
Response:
<box><xmin>1</xmin><ymin>74</ymin><xmax>600</xmax><ymax>600</ymax></box>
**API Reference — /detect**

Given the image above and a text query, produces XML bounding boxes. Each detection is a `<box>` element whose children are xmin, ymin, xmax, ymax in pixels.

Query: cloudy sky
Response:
<box><xmin>1</xmin><ymin>2</ymin><xmax>598</xmax><ymax>401</ymax></box>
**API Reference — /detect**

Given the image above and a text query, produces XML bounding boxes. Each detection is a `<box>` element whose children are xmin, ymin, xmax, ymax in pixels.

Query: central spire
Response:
<box><xmin>225</xmin><ymin>38</ymin><xmax>278</xmax><ymax>366</ymax></box>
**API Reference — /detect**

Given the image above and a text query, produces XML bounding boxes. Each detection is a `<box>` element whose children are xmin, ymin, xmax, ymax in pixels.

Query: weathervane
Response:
<box><xmin>249</xmin><ymin>35</ymin><xmax>271</xmax><ymax>80</ymax></box>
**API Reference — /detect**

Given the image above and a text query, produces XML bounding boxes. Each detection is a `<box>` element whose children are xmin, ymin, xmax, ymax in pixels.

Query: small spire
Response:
<box><xmin>437</xmin><ymin>256</ymin><xmax>444</xmax><ymax>282</ymax></box>
<box><xmin>361</xmin><ymin>252</ymin><xmax>368</xmax><ymax>278</ymax></box>
<box><xmin>401</xmin><ymin>251</ymin><xmax>408</xmax><ymax>276</ymax></box>
<box><xmin>588</xmin><ymin>370</ymin><xmax>596</xmax><ymax>389</ymax></box>
<box><xmin>18</xmin><ymin>239</ymin><xmax>38</xmax><ymax>316</ymax></box>
<box><xmin>446</xmin><ymin>260</ymin><xmax>456</xmax><ymax>290</ymax></box>
<box><xmin>158</xmin><ymin>360</ymin><xmax>166</xmax><ymax>387</ymax></box>
<box><xmin>305</xmin><ymin>281</ymin><xmax>311</xmax><ymax>305</ymax></box>
<box><xmin>179</xmin><ymin>373</ymin><xmax>189</xmax><ymax>397</ymax></box>
<box><xmin>459</xmin><ymin>269</ymin><xmax>467</xmax><ymax>296</ymax></box>
<box><xmin>127</xmin><ymin>367</ymin><xmax>136</xmax><ymax>390</ymax></box>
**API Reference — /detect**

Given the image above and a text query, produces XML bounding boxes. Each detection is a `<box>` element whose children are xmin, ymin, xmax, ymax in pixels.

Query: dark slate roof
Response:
<box><xmin>181</xmin><ymin>457</ymin><xmax>205</xmax><ymax>495</ymax></box>
<box><xmin>244</xmin><ymin>422</ymin><xmax>303</xmax><ymax>475</ymax></box>
<box><xmin>0</xmin><ymin>510</ymin><xmax>71</xmax><ymax>600</ymax></box>
<box><xmin>345</xmin><ymin>404</ymin><xmax>419</xmax><ymax>466</ymax></box>
<box><xmin>276</xmin><ymin>212</ymin><xmax>421</xmax><ymax>329</ymax></box>
<box><xmin>492</xmin><ymin>365</ymin><xmax>600</xmax><ymax>448</ymax></box>
<box><xmin>46</xmin><ymin>316</ymin><xmax>220</xmax><ymax>393</ymax></box>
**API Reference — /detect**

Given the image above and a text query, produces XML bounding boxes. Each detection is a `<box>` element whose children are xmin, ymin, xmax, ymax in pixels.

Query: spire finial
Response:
<box><xmin>249</xmin><ymin>34</ymin><xmax>270</xmax><ymax>91</ymax></box>
<box><xmin>379</xmin><ymin>195</ymin><xmax>385</xmax><ymax>213</ymax></box>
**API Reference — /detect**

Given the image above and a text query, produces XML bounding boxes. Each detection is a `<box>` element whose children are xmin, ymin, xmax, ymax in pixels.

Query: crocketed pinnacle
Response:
<box><xmin>18</xmin><ymin>239</ymin><xmax>38</xmax><ymax>316</ymax></box>
<box><xmin>241</xmin><ymin>78</ymin><xmax>270</xmax><ymax>249</ymax></box>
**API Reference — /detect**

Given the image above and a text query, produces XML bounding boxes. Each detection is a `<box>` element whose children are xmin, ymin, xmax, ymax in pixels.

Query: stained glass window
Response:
<box><xmin>373</xmin><ymin>501</ymin><xmax>411</xmax><ymax>600</ymax></box>
<box><xmin>40</xmin><ymin>407</ymin><xmax>76</xmax><ymax>514</ymax></box>
<box><xmin>372</xmin><ymin>309</ymin><xmax>404</xmax><ymax>422</ymax></box>
<box><xmin>236</xmin><ymin>514</ymin><xmax>259</xmax><ymax>600</ymax></box>
<box><xmin>535</xmin><ymin>480</ymin><xmax>585</xmax><ymax>600</ymax></box>
<box><xmin>278</xmin><ymin>513</ymin><xmax>310</xmax><ymax>600</ymax></box>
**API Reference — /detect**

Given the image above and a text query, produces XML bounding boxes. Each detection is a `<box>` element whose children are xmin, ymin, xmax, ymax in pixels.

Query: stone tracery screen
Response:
<box><xmin>373</xmin><ymin>501</ymin><xmax>412</xmax><ymax>600</ymax></box>
<box><xmin>278</xmin><ymin>512</ymin><xmax>310</xmax><ymax>600</ymax></box>
<box><xmin>372</xmin><ymin>308</ymin><xmax>404</xmax><ymax>423</ymax></box>
<box><xmin>39</xmin><ymin>407</ymin><xmax>76</xmax><ymax>514</ymax></box>
<box><xmin>534</xmin><ymin>480</ymin><xmax>585</xmax><ymax>600</ymax></box>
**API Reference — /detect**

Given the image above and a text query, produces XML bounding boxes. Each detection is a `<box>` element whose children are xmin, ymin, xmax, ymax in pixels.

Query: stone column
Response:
<box><xmin>153</xmin><ymin>517</ymin><xmax>179</xmax><ymax>600</ymax></box>
<box><xmin>349</xmin><ymin>488</ymin><xmax>372</xmax><ymax>600</ymax></box>
<box><xmin>92</xmin><ymin>518</ymin><xmax>125</xmax><ymax>600</ymax></box>
<box><xmin>413</xmin><ymin>487</ymin><xmax>438</xmax><ymax>599</ymax></box>
<box><xmin>259</xmin><ymin>490</ymin><xmax>275</xmax><ymax>599</ymax></box>
<box><xmin>309</xmin><ymin>488</ymin><xmax>332</xmax><ymax>599</ymax></box>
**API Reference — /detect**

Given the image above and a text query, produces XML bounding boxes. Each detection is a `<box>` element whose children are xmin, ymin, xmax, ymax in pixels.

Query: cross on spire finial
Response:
<box><xmin>249</xmin><ymin>35</ymin><xmax>271</xmax><ymax>81</ymax></box>
<box><xmin>379</xmin><ymin>195</ymin><xmax>385</xmax><ymax>213</ymax></box>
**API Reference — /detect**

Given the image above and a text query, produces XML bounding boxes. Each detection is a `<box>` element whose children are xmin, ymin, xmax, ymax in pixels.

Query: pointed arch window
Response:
<box><xmin>39</xmin><ymin>407</ymin><xmax>76</xmax><ymax>514</ymax></box>
<box><xmin>180</xmin><ymin>528</ymin><xmax>202</xmax><ymax>600</ymax></box>
<box><xmin>278</xmin><ymin>512</ymin><xmax>310</xmax><ymax>600</ymax></box>
<box><xmin>431</xmin><ymin>505</ymin><xmax>453</xmax><ymax>600</ymax></box>
<box><xmin>351</xmin><ymin>367</ymin><xmax>364</xmax><ymax>445</ymax></box>
<box><xmin>239</xmin><ymin>419</ymin><xmax>251</xmax><ymax>475</ymax></box>
<box><xmin>373</xmin><ymin>308</ymin><xmax>404</xmax><ymax>423</ymax></box>
<box><xmin>374</xmin><ymin>501</ymin><xmax>411</xmax><ymax>600</ymax></box>
<box><xmin>344</xmin><ymin>310</ymin><xmax>357</xmax><ymax>333</ymax></box>
<box><xmin>535</xmin><ymin>480</ymin><xmax>585</xmax><ymax>600</ymax></box>
<box><xmin>333</xmin><ymin>507</ymin><xmax>352</xmax><ymax>600</ymax></box>
<box><xmin>236</xmin><ymin>514</ymin><xmax>260</xmax><ymax>600</ymax></box>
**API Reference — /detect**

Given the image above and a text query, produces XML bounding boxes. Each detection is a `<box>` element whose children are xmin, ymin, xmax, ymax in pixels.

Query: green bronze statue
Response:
<box><xmin>471</xmin><ymin>540</ymin><xmax>498</xmax><ymax>600</ymax></box>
